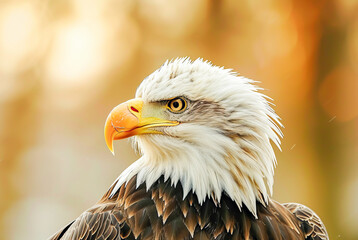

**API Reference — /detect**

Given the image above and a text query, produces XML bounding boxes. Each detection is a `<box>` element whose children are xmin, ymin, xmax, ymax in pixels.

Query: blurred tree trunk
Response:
<box><xmin>0</xmin><ymin>72</ymin><xmax>39</xmax><ymax>239</ymax></box>
<box><xmin>311</xmin><ymin>1</ymin><xmax>346</xmax><ymax>238</ymax></box>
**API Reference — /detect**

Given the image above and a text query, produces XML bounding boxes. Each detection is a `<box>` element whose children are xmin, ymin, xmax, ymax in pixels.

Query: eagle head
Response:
<box><xmin>104</xmin><ymin>58</ymin><xmax>282</xmax><ymax>216</ymax></box>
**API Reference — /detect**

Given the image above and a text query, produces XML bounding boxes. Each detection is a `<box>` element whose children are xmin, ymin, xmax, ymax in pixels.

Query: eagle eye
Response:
<box><xmin>167</xmin><ymin>97</ymin><xmax>187</xmax><ymax>113</ymax></box>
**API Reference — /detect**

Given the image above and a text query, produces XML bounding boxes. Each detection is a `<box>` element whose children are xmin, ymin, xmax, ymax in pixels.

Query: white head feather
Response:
<box><xmin>111</xmin><ymin>58</ymin><xmax>282</xmax><ymax>217</ymax></box>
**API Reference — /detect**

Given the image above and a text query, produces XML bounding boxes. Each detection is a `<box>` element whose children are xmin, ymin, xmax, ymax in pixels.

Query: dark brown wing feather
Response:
<box><xmin>283</xmin><ymin>203</ymin><xmax>329</xmax><ymax>240</ymax></box>
<box><xmin>49</xmin><ymin>175</ymin><xmax>315</xmax><ymax>240</ymax></box>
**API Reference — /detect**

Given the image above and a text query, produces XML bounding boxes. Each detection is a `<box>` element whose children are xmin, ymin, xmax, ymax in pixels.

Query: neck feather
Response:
<box><xmin>110</xmin><ymin>127</ymin><xmax>277</xmax><ymax>217</ymax></box>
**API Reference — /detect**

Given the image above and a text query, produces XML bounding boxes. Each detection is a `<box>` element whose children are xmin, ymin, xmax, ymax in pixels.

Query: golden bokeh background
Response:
<box><xmin>0</xmin><ymin>0</ymin><xmax>358</xmax><ymax>239</ymax></box>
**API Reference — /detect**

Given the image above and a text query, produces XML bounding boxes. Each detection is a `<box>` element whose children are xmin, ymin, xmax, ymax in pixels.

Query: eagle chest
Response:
<box><xmin>84</xmin><ymin>176</ymin><xmax>304</xmax><ymax>240</ymax></box>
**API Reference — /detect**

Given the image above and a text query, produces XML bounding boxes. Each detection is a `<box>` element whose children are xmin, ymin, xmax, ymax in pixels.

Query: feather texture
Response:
<box><xmin>49</xmin><ymin>175</ymin><xmax>327</xmax><ymax>240</ymax></box>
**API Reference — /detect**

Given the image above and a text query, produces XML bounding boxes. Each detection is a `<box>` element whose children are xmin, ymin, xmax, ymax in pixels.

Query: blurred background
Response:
<box><xmin>0</xmin><ymin>0</ymin><xmax>357</xmax><ymax>239</ymax></box>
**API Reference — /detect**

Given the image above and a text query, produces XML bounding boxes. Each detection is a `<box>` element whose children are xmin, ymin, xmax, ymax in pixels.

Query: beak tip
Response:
<box><xmin>105</xmin><ymin>120</ymin><xmax>116</xmax><ymax>156</ymax></box>
<box><xmin>106</xmin><ymin>142</ymin><xmax>115</xmax><ymax>156</ymax></box>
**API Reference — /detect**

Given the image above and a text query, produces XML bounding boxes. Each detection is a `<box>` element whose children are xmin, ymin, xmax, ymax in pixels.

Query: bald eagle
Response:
<box><xmin>49</xmin><ymin>58</ymin><xmax>328</xmax><ymax>240</ymax></box>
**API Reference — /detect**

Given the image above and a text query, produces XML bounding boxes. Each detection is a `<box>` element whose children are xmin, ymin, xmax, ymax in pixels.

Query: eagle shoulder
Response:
<box><xmin>48</xmin><ymin>202</ymin><xmax>131</xmax><ymax>240</ymax></box>
<box><xmin>48</xmin><ymin>176</ymin><xmax>153</xmax><ymax>240</ymax></box>
<box><xmin>283</xmin><ymin>202</ymin><xmax>329</xmax><ymax>240</ymax></box>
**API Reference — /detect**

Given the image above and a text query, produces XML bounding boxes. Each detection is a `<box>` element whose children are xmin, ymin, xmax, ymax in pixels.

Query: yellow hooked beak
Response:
<box><xmin>104</xmin><ymin>98</ymin><xmax>179</xmax><ymax>155</ymax></box>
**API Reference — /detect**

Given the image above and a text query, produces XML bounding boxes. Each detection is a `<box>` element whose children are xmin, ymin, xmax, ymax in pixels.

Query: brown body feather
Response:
<box><xmin>49</xmin><ymin>175</ymin><xmax>328</xmax><ymax>240</ymax></box>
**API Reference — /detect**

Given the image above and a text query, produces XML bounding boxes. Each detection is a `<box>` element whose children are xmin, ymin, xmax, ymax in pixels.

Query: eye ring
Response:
<box><xmin>167</xmin><ymin>97</ymin><xmax>187</xmax><ymax>113</ymax></box>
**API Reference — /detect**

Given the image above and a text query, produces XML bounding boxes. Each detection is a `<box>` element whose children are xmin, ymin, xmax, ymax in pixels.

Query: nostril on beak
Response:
<box><xmin>130</xmin><ymin>106</ymin><xmax>139</xmax><ymax>113</ymax></box>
